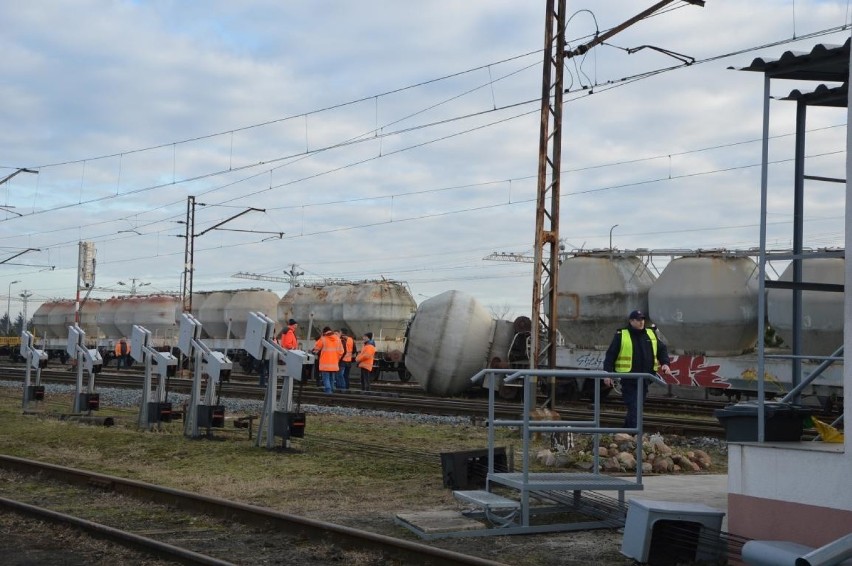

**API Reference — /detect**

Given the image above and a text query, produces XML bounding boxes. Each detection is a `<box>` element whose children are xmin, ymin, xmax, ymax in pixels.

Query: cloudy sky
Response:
<box><xmin>1</xmin><ymin>0</ymin><xmax>849</xmax><ymax>322</ymax></box>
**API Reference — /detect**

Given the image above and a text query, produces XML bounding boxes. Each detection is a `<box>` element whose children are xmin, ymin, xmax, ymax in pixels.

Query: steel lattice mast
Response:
<box><xmin>530</xmin><ymin>0</ymin><xmax>704</xmax><ymax>377</ymax></box>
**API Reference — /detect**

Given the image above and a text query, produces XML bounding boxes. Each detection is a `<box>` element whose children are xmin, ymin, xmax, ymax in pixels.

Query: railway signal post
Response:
<box><xmin>245</xmin><ymin>311</ymin><xmax>315</xmax><ymax>450</ymax></box>
<box><xmin>67</xmin><ymin>324</ymin><xmax>103</xmax><ymax>414</ymax></box>
<box><xmin>131</xmin><ymin>324</ymin><xmax>177</xmax><ymax>430</ymax></box>
<box><xmin>20</xmin><ymin>331</ymin><xmax>47</xmax><ymax>409</ymax></box>
<box><xmin>177</xmin><ymin>313</ymin><xmax>232</xmax><ymax>439</ymax></box>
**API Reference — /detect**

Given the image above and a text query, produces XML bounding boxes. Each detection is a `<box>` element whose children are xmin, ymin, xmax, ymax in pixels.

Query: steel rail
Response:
<box><xmin>1</xmin><ymin>367</ymin><xmax>729</xmax><ymax>436</ymax></box>
<box><xmin>0</xmin><ymin>495</ymin><xmax>235</xmax><ymax>565</ymax></box>
<box><xmin>0</xmin><ymin>455</ymin><xmax>508</xmax><ymax>566</ymax></box>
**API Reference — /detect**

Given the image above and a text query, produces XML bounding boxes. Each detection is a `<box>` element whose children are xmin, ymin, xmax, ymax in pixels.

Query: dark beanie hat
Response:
<box><xmin>365</xmin><ymin>332</ymin><xmax>373</xmax><ymax>340</ymax></box>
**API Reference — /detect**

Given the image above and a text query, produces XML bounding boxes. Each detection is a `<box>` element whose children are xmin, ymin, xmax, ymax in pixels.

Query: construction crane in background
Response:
<box><xmin>484</xmin><ymin>240</ymin><xmax>571</xmax><ymax>263</ymax></box>
<box><xmin>233</xmin><ymin>264</ymin><xmax>346</xmax><ymax>288</ymax></box>
<box><xmin>484</xmin><ymin>252</ymin><xmax>535</xmax><ymax>263</ymax></box>
<box><xmin>232</xmin><ymin>272</ymin><xmax>289</xmax><ymax>285</ymax></box>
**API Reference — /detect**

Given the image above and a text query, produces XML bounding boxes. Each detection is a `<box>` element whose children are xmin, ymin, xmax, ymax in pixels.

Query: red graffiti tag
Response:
<box><xmin>664</xmin><ymin>355</ymin><xmax>729</xmax><ymax>389</ymax></box>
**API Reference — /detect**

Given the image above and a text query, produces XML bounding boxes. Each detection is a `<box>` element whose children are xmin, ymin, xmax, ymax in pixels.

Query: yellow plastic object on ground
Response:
<box><xmin>807</xmin><ymin>416</ymin><xmax>844</xmax><ymax>443</ymax></box>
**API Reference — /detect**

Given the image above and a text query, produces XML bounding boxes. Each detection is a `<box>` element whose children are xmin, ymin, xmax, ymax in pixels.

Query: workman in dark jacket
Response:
<box><xmin>603</xmin><ymin>310</ymin><xmax>672</xmax><ymax>429</ymax></box>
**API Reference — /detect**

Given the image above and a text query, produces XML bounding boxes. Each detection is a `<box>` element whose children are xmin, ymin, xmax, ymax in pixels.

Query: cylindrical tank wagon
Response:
<box><xmin>16</xmin><ymin>252</ymin><xmax>847</xmax><ymax>407</ymax></box>
<box><xmin>406</xmin><ymin>291</ymin><xmax>495</xmax><ymax>396</ymax></box>
<box><xmin>556</xmin><ymin>253</ymin><xmax>656</xmax><ymax>349</ymax></box>
<box><xmin>767</xmin><ymin>258</ymin><xmax>844</xmax><ymax>357</ymax></box>
<box><xmin>25</xmin><ymin>282</ymin><xmax>419</xmax><ymax>377</ymax></box>
<box><xmin>278</xmin><ymin>281</ymin><xmax>415</xmax><ymax>340</ymax></box>
<box><xmin>553</xmin><ymin>251</ymin><xmax>842</xmax><ymax>403</ymax></box>
<box><xmin>649</xmin><ymin>255</ymin><xmax>760</xmax><ymax>356</ymax></box>
<box><xmin>409</xmin><ymin>251</ymin><xmax>844</xmax><ymax>407</ymax></box>
<box><xmin>278</xmin><ymin>280</ymin><xmax>417</xmax><ymax>378</ymax></box>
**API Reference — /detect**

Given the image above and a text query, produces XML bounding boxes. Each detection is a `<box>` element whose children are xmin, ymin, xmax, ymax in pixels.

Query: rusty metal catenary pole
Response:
<box><xmin>530</xmin><ymin>0</ymin><xmax>703</xmax><ymax>399</ymax></box>
<box><xmin>530</xmin><ymin>0</ymin><xmax>566</xmax><ymax>373</ymax></box>
<box><xmin>181</xmin><ymin>196</ymin><xmax>196</xmax><ymax>313</ymax></box>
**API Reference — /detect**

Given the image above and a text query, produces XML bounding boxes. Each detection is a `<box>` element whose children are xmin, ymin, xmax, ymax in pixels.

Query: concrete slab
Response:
<box><xmin>395</xmin><ymin>510</ymin><xmax>485</xmax><ymax>534</ymax></box>
<box><xmin>397</xmin><ymin>474</ymin><xmax>731</xmax><ymax>538</ymax></box>
<box><xmin>628</xmin><ymin>474</ymin><xmax>729</xmax><ymax>529</ymax></box>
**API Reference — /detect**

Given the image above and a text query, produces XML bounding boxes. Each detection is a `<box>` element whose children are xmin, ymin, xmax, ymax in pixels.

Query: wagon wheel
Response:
<box><xmin>489</xmin><ymin>357</ymin><xmax>518</xmax><ymax>400</ymax></box>
<box><xmin>497</xmin><ymin>382</ymin><xmax>519</xmax><ymax>400</ymax></box>
<box><xmin>560</xmin><ymin>379</ymin><xmax>580</xmax><ymax>402</ymax></box>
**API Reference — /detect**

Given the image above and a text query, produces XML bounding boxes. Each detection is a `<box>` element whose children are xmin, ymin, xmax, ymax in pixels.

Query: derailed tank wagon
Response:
<box><xmin>406</xmin><ymin>290</ymin><xmax>518</xmax><ymax>396</ymax></box>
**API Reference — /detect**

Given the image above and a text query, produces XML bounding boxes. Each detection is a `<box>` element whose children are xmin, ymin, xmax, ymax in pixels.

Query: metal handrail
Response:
<box><xmin>469</xmin><ymin>367</ymin><xmax>658</xmax><ymax>529</ymax></box>
<box><xmin>780</xmin><ymin>345</ymin><xmax>843</xmax><ymax>403</ymax></box>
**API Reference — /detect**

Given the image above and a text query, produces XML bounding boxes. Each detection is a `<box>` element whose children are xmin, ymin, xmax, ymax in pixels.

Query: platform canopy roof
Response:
<box><xmin>781</xmin><ymin>82</ymin><xmax>849</xmax><ymax>108</ymax></box>
<box><xmin>734</xmin><ymin>37</ymin><xmax>850</xmax><ymax>84</ymax></box>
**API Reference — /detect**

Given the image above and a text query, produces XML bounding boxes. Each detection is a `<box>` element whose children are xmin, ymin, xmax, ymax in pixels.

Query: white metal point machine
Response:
<box><xmin>177</xmin><ymin>313</ymin><xmax>232</xmax><ymax>438</ymax></box>
<box><xmin>131</xmin><ymin>324</ymin><xmax>178</xmax><ymax>429</ymax></box>
<box><xmin>245</xmin><ymin>311</ymin><xmax>315</xmax><ymax>450</ymax></box>
<box><xmin>68</xmin><ymin>324</ymin><xmax>103</xmax><ymax>413</ymax></box>
<box><xmin>20</xmin><ymin>331</ymin><xmax>48</xmax><ymax>409</ymax></box>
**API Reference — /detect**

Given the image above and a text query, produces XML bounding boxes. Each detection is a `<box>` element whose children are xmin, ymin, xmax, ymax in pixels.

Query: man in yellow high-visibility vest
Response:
<box><xmin>603</xmin><ymin>310</ymin><xmax>672</xmax><ymax>429</ymax></box>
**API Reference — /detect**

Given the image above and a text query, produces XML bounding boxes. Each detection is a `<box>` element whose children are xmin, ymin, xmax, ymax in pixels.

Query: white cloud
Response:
<box><xmin>0</xmin><ymin>0</ymin><xmax>847</xmax><ymax>321</ymax></box>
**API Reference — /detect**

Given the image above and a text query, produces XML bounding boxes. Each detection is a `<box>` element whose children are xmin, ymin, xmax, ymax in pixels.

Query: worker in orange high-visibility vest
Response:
<box><xmin>114</xmin><ymin>338</ymin><xmax>130</xmax><ymax>370</ymax></box>
<box><xmin>338</xmin><ymin>328</ymin><xmax>356</xmax><ymax>390</ymax></box>
<box><xmin>312</xmin><ymin>327</ymin><xmax>343</xmax><ymax>394</ymax></box>
<box><xmin>280</xmin><ymin>319</ymin><xmax>298</xmax><ymax>350</ymax></box>
<box><xmin>355</xmin><ymin>332</ymin><xmax>376</xmax><ymax>392</ymax></box>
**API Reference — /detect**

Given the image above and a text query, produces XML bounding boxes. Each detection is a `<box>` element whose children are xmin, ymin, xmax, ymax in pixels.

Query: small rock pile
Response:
<box><xmin>536</xmin><ymin>432</ymin><xmax>715</xmax><ymax>474</ymax></box>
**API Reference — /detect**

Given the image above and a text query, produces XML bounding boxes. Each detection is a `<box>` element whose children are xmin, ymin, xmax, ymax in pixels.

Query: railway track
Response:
<box><xmin>2</xmin><ymin>364</ymin><xmax>729</xmax><ymax>437</ymax></box>
<box><xmin>0</xmin><ymin>455</ymin><xmax>506</xmax><ymax>566</ymax></box>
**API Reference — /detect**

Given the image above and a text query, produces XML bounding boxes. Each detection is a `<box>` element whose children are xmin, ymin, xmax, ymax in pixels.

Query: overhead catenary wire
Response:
<box><xmin>2</xmin><ymin>22</ymin><xmax>848</xmax><ymax>230</ymax></box>
<box><xmin>10</xmin><ymin>141</ymin><xmax>846</xmax><ymax>290</ymax></box>
<box><xmin>1</xmin><ymin>106</ymin><xmax>845</xmax><ymax>254</ymax></box>
<box><xmin>1</xmin><ymin>40</ymin><xmax>844</xmax><ymax>282</ymax></box>
<box><xmin>0</xmin><ymin>118</ymin><xmax>843</xmax><ymax>250</ymax></box>
<box><xmin>1</xmin><ymin>20</ymin><xmax>848</xmax><ymax>286</ymax></box>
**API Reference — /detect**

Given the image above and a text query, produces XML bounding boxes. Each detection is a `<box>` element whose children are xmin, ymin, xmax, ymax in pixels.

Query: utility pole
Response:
<box><xmin>181</xmin><ymin>196</ymin><xmax>196</xmax><ymax>313</ymax></box>
<box><xmin>76</xmin><ymin>242</ymin><xmax>96</xmax><ymax>324</ymax></box>
<box><xmin>180</xmin><ymin>196</ymin><xmax>266</xmax><ymax>312</ymax></box>
<box><xmin>284</xmin><ymin>264</ymin><xmax>304</xmax><ymax>288</ymax></box>
<box><xmin>530</xmin><ymin>0</ymin><xmax>567</xmax><ymax>373</ymax></box>
<box><xmin>6</xmin><ymin>280</ymin><xmax>20</xmax><ymax>335</ymax></box>
<box><xmin>118</xmin><ymin>278</ymin><xmax>150</xmax><ymax>296</ymax></box>
<box><xmin>19</xmin><ymin>290</ymin><xmax>32</xmax><ymax>332</ymax></box>
<box><xmin>530</xmin><ymin>0</ymin><xmax>703</xmax><ymax>375</ymax></box>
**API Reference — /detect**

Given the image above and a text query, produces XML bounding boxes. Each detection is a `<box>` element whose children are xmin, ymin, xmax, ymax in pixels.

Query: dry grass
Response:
<box><xmin>1</xmin><ymin>389</ymin><xmax>509</xmax><ymax>520</ymax></box>
<box><xmin>0</xmin><ymin>386</ymin><xmax>731</xmax><ymax>566</ymax></box>
<box><xmin>0</xmin><ymin>387</ymin><xmax>727</xmax><ymax>521</ymax></box>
